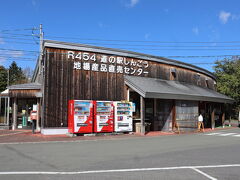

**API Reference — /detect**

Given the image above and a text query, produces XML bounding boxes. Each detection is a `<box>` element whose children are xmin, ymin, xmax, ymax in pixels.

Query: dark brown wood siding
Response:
<box><xmin>9</xmin><ymin>90</ymin><xmax>41</xmax><ymax>98</ymax></box>
<box><xmin>43</xmin><ymin>48</ymin><xmax>216</xmax><ymax>127</ymax></box>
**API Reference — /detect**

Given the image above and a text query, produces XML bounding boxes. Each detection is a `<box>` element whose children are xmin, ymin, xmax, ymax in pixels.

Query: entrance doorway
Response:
<box><xmin>155</xmin><ymin>99</ymin><xmax>173</xmax><ymax>131</ymax></box>
<box><xmin>15</xmin><ymin>98</ymin><xmax>37</xmax><ymax>129</ymax></box>
<box><xmin>0</xmin><ymin>97</ymin><xmax>9</xmax><ymax>125</ymax></box>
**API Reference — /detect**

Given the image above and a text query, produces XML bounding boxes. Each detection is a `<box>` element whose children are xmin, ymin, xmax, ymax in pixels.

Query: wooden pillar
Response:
<box><xmin>36</xmin><ymin>98</ymin><xmax>40</xmax><ymax>131</ymax></box>
<box><xmin>211</xmin><ymin>105</ymin><xmax>215</xmax><ymax>129</ymax></box>
<box><xmin>12</xmin><ymin>98</ymin><xmax>17</xmax><ymax>130</ymax></box>
<box><xmin>7</xmin><ymin>97</ymin><xmax>10</xmax><ymax>126</ymax></box>
<box><xmin>4</xmin><ymin>97</ymin><xmax>7</xmax><ymax>124</ymax></box>
<box><xmin>222</xmin><ymin>112</ymin><xmax>225</xmax><ymax>127</ymax></box>
<box><xmin>153</xmin><ymin>99</ymin><xmax>157</xmax><ymax>131</ymax></box>
<box><xmin>127</xmin><ymin>88</ymin><xmax>130</xmax><ymax>101</ymax></box>
<box><xmin>0</xmin><ymin>98</ymin><xmax>1</xmax><ymax>122</ymax></box>
<box><xmin>140</xmin><ymin>96</ymin><xmax>145</xmax><ymax>135</ymax></box>
<box><xmin>172</xmin><ymin>100</ymin><xmax>176</xmax><ymax>131</ymax></box>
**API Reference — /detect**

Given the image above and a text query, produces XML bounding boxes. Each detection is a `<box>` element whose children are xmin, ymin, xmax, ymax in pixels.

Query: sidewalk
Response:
<box><xmin>0</xmin><ymin>126</ymin><xmax>238</xmax><ymax>144</ymax></box>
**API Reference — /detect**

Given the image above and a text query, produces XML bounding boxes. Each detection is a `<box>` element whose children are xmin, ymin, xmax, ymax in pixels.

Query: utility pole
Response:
<box><xmin>7</xmin><ymin>69</ymin><xmax>9</xmax><ymax>87</ymax></box>
<box><xmin>39</xmin><ymin>24</ymin><xmax>43</xmax><ymax>79</ymax></box>
<box><xmin>39</xmin><ymin>24</ymin><xmax>44</xmax><ymax>131</ymax></box>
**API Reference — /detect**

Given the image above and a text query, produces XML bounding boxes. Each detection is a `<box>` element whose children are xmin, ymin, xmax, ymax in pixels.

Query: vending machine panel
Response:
<box><xmin>113</xmin><ymin>101</ymin><xmax>133</xmax><ymax>132</ymax></box>
<box><xmin>68</xmin><ymin>100</ymin><xmax>93</xmax><ymax>133</ymax></box>
<box><xmin>94</xmin><ymin>101</ymin><xmax>114</xmax><ymax>133</ymax></box>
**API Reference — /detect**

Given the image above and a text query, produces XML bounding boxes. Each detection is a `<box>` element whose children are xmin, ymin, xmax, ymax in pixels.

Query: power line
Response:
<box><xmin>0</xmin><ymin>32</ymin><xmax>40</xmax><ymax>37</ymax></box>
<box><xmin>3</xmin><ymin>35</ymin><xmax>240</xmax><ymax>48</ymax></box>
<box><xmin>119</xmin><ymin>47</ymin><xmax>240</xmax><ymax>51</ymax></box>
<box><xmin>0</xmin><ymin>36</ymin><xmax>38</xmax><ymax>41</ymax></box>
<box><xmin>0</xmin><ymin>27</ymin><xmax>39</xmax><ymax>33</ymax></box>
<box><xmin>165</xmin><ymin>55</ymin><xmax>240</xmax><ymax>58</ymax></box>
<box><xmin>67</xmin><ymin>42</ymin><xmax>240</xmax><ymax>48</ymax></box>
<box><xmin>0</xmin><ymin>40</ymin><xmax>39</xmax><ymax>45</ymax></box>
<box><xmin>0</xmin><ymin>56</ymin><xmax>36</xmax><ymax>61</ymax></box>
<box><xmin>45</xmin><ymin>35</ymin><xmax>240</xmax><ymax>44</ymax></box>
<box><xmin>0</xmin><ymin>47</ymin><xmax>239</xmax><ymax>58</ymax></box>
<box><xmin>0</xmin><ymin>48</ymin><xmax>38</xmax><ymax>53</ymax></box>
<box><xmin>4</xmin><ymin>38</ymin><xmax>240</xmax><ymax>48</ymax></box>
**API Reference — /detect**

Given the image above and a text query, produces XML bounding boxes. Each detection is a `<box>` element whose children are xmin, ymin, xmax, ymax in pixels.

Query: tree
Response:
<box><xmin>23</xmin><ymin>67</ymin><xmax>33</xmax><ymax>82</ymax></box>
<box><xmin>214</xmin><ymin>57</ymin><xmax>240</xmax><ymax>119</ymax></box>
<box><xmin>9</xmin><ymin>61</ymin><xmax>28</xmax><ymax>85</ymax></box>
<box><xmin>0</xmin><ymin>66</ymin><xmax>8</xmax><ymax>92</ymax></box>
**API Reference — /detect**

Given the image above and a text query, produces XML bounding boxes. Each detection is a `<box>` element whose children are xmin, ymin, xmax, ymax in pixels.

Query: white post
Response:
<box><xmin>140</xmin><ymin>96</ymin><xmax>145</xmax><ymax>135</ymax></box>
<box><xmin>4</xmin><ymin>97</ymin><xmax>7</xmax><ymax>124</ymax></box>
<box><xmin>238</xmin><ymin>110</ymin><xmax>240</xmax><ymax>127</ymax></box>
<box><xmin>127</xmin><ymin>88</ymin><xmax>130</xmax><ymax>101</ymax></box>
<box><xmin>7</xmin><ymin>97</ymin><xmax>10</xmax><ymax>126</ymax></box>
<box><xmin>36</xmin><ymin>98</ymin><xmax>40</xmax><ymax>131</ymax></box>
<box><xmin>12</xmin><ymin>98</ymin><xmax>17</xmax><ymax>130</ymax></box>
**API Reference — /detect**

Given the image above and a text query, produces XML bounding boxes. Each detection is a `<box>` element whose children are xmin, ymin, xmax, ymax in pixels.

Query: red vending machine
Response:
<box><xmin>93</xmin><ymin>101</ymin><xmax>114</xmax><ymax>133</ymax></box>
<box><xmin>68</xmin><ymin>100</ymin><xmax>94</xmax><ymax>134</ymax></box>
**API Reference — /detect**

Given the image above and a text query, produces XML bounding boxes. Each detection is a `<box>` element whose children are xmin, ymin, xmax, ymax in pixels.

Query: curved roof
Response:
<box><xmin>43</xmin><ymin>40</ymin><xmax>216</xmax><ymax>80</ymax></box>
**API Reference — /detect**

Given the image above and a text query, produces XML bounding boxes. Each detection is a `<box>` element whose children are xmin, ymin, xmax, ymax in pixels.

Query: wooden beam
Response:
<box><xmin>140</xmin><ymin>96</ymin><xmax>145</xmax><ymax>135</ymax></box>
<box><xmin>12</xmin><ymin>98</ymin><xmax>17</xmax><ymax>130</ymax></box>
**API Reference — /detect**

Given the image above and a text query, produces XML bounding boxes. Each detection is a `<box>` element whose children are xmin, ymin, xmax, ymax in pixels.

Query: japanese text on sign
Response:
<box><xmin>68</xmin><ymin>51</ymin><xmax>149</xmax><ymax>76</ymax></box>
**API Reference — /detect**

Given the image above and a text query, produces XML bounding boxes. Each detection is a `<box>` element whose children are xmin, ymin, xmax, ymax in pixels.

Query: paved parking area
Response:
<box><xmin>0</xmin><ymin>164</ymin><xmax>240</xmax><ymax>180</ymax></box>
<box><xmin>0</xmin><ymin>127</ymin><xmax>239</xmax><ymax>179</ymax></box>
<box><xmin>0</xmin><ymin>127</ymin><xmax>236</xmax><ymax>144</ymax></box>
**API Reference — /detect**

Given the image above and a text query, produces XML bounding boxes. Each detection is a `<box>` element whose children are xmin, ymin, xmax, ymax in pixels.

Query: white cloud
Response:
<box><xmin>126</xmin><ymin>0</ymin><xmax>139</xmax><ymax>8</ymax></box>
<box><xmin>219</xmin><ymin>11</ymin><xmax>231</xmax><ymax>24</ymax></box>
<box><xmin>207</xmin><ymin>26</ymin><xmax>220</xmax><ymax>42</ymax></box>
<box><xmin>0</xmin><ymin>50</ymin><xmax>24</xmax><ymax>65</ymax></box>
<box><xmin>232</xmin><ymin>14</ymin><xmax>240</xmax><ymax>20</ymax></box>
<box><xmin>9</xmin><ymin>51</ymin><xmax>24</xmax><ymax>58</ymax></box>
<box><xmin>0</xmin><ymin>57</ymin><xmax>6</xmax><ymax>65</ymax></box>
<box><xmin>0</xmin><ymin>37</ymin><xmax>4</xmax><ymax>44</ymax></box>
<box><xmin>144</xmin><ymin>33</ymin><xmax>151</xmax><ymax>40</ymax></box>
<box><xmin>32</xmin><ymin>0</ymin><xmax>37</xmax><ymax>7</ymax></box>
<box><xmin>98</xmin><ymin>22</ymin><xmax>104</xmax><ymax>28</ymax></box>
<box><xmin>164</xmin><ymin>9</ymin><xmax>169</xmax><ymax>13</ymax></box>
<box><xmin>192</xmin><ymin>27</ymin><xmax>199</xmax><ymax>35</ymax></box>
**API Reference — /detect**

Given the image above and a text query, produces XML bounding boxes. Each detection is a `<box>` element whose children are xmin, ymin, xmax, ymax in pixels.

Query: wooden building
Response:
<box><xmin>5</xmin><ymin>40</ymin><xmax>234</xmax><ymax>134</ymax></box>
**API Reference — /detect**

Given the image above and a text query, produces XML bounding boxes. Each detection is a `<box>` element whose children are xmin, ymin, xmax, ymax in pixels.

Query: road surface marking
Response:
<box><xmin>233</xmin><ymin>134</ymin><xmax>240</xmax><ymax>137</ymax></box>
<box><xmin>217</xmin><ymin>133</ymin><xmax>238</xmax><ymax>136</ymax></box>
<box><xmin>191</xmin><ymin>168</ymin><xmax>217</xmax><ymax>180</ymax></box>
<box><xmin>205</xmin><ymin>133</ymin><xmax>222</xmax><ymax>135</ymax></box>
<box><xmin>0</xmin><ymin>164</ymin><xmax>239</xmax><ymax>175</ymax></box>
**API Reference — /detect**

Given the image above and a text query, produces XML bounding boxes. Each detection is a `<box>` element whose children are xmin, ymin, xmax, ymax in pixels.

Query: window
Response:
<box><xmin>196</xmin><ymin>73</ymin><xmax>201</xmax><ymax>85</ymax></box>
<box><xmin>170</xmin><ymin>68</ymin><xmax>177</xmax><ymax>80</ymax></box>
<box><xmin>213</xmin><ymin>81</ymin><xmax>217</xmax><ymax>90</ymax></box>
<box><xmin>205</xmin><ymin>78</ymin><xmax>209</xmax><ymax>88</ymax></box>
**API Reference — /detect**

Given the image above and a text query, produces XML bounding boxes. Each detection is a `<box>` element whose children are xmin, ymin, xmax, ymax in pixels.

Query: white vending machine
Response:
<box><xmin>113</xmin><ymin>101</ymin><xmax>133</xmax><ymax>132</ymax></box>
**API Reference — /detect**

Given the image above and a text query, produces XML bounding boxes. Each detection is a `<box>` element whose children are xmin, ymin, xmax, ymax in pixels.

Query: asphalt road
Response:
<box><xmin>0</xmin><ymin>128</ymin><xmax>240</xmax><ymax>180</ymax></box>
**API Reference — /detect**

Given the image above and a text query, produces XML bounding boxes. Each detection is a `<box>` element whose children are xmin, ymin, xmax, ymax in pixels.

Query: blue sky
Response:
<box><xmin>0</xmin><ymin>0</ymin><xmax>240</xmax><ymax>72</ymax></box>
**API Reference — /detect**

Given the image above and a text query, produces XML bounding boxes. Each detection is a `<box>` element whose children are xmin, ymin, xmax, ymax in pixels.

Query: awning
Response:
<box><xmin>125</xmin><ymin>76</ymin><xmax>234</xmax><ymax>104</ymax></box>
<box><xmin>0</xmin><ymin>89</ymin><xmax>9</xmax><ymax>97</ymax></box>
<box><xmin>7</xmin><ymin>83</ymin><xmax>42</xmax><ymax>98</ymax></box>
<box><xmin>8</xmin><ymin>83</ymin><xmax>41</xmax><ymax>90</ymax></box>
